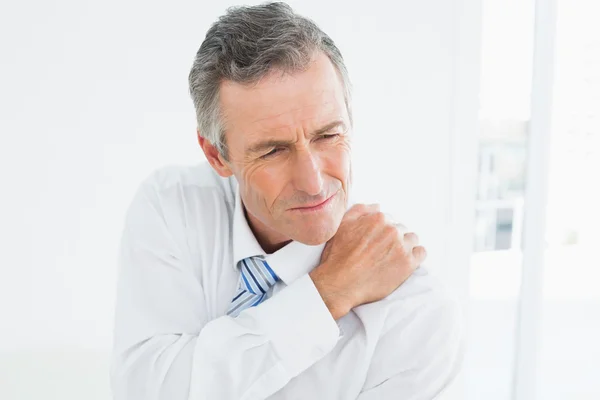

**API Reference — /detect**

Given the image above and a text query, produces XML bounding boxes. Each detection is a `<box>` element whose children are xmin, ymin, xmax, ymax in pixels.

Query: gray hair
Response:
<box><xmin>188</xmin><ymin>1</ymin><xmax>353</xmax><ymax>159</ymax></box>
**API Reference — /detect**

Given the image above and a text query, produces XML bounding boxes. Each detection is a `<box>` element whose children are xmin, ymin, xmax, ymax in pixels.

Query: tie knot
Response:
<box><xmin>239</xmin><ymin>257</ymin><xmax>279</xmax><ymax>295</ymax></box>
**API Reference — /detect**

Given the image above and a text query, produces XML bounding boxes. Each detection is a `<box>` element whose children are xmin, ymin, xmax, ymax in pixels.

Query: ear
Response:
<box><xmin>197</xmin><ymin>130</ymin><xmax>234</xmax><ymax>178</ymax></box>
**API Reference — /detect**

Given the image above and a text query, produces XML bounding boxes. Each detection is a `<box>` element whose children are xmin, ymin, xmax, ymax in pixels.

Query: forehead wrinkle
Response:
<box><xmin>247</xmin><ymin>99</ymin><xmax>338</xmax><ymax>134</ymax></box>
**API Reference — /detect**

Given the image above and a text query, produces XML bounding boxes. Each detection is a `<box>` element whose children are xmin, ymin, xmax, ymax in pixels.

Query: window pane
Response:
<box><xmin>466</xmin><ymin>0</ymin><xmax>535</xmax><ymax>399</ymax></box>
<box><xmin>538</xmin><ymin>0</ymin><xmax>600</xmax><ymax>398</ymax></box>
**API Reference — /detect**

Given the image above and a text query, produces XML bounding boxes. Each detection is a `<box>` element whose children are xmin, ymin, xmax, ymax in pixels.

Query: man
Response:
<box><xmin>110</xmin><ymin>2</ymin><xmax>463</xmax><ymax>399</ymax></box>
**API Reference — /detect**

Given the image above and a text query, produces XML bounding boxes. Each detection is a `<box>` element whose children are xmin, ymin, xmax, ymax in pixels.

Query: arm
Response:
<box><xmin>357</xmin><ymin>289</ymin><xmax>465</xmax><ymax>400</ymax></box>
<box><xmin>110</xmin><ymin>180</ymin><xmax>341</xmax><ymax>400</ymax></box>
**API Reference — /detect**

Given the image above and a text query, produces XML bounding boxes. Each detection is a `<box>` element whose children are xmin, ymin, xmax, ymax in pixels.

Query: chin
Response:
<box><xmin>291</xmin><ymin>222</ymin><xmax>338</xmax><ymax>246</ymax></box>
<box><xmin>283</xmin><ymin>203</ymin><xmax>345</xmax><ymax>245</ymax></box>
<box><xmin>297</xmin><ymin>235</ymin><xmax>329</xmax><ymax>246</ymax></box>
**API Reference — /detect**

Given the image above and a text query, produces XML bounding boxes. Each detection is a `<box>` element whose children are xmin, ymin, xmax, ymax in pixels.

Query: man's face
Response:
<box><xmin>219</xmin><ymin>51</ymin><xmax>352</xmax><ymax>249</ymax></box>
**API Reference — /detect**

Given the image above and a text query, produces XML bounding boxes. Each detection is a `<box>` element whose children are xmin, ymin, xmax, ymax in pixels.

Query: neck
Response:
<box><xmin>243</xmin><ymin>206</ymin><xmax>292</xmax><ymax>254</ymax></box>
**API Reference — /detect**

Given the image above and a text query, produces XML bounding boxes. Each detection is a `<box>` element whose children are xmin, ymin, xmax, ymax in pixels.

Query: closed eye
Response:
<box><xmin>317</xmin><ymin>134</ymin><xmax>340</xmax><ymax>141</ymax></box>
<box><xmin>260</xmin><ymin>147</ymin><xmax>283</xmax><ymax>159</ymax></box>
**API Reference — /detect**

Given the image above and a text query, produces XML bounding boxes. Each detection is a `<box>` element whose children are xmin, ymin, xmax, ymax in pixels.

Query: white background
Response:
<box><xmin>0</xmin><ymin>0</ymin><xmax>480</xmax><ymax>399</ymax></box>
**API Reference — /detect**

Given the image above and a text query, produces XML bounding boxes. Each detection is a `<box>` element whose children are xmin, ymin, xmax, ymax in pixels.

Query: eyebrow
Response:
<box><xmin>246</xmin><ymin>120</ymin><xmax>347</xmax><ymax>155</ymax></box>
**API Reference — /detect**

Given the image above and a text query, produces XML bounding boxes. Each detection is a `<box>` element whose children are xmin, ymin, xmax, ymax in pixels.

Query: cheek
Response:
<box><xmin>243</xmin><ymin>164</ymin><xmax>288</xmax><ymax>207</ymax></box>
<box><xmin>323</xmin><ymin>145</ymin><xmax>351</xmax><ymax>179</ymax></box>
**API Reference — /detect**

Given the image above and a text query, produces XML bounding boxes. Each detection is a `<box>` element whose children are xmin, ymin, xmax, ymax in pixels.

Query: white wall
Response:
<box><xmin>0</xmin><ymin>0</ymin><xmax>480</xmax><ymax>398</ymax></box>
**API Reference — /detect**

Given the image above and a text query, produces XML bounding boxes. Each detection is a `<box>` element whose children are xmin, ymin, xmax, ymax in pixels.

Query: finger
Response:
<box><xmin>394</xmin><ymin>222</ymin><xmax>409</xmax><ymax>235</ymax></box>
<box><xmin>345</xmin><ymin>203</ymin><xmax>380</xmax><ymax>220</ymax></box>
<box><xmin>378</xmin><ymin>212</ymin><xmax>407</xmax><ymax>231</ymax></box>
<box><xmin>382</xmin><ymin>212</ymin><xmax>397</xmax><ymax>226</ymax></box>
<box><xmin>412</xmin><ymin>245</ymin><xmax>427</xmax><ymax>265</ymax></box>
<box><xmin>403</xmin><ymin>232</ymin><xmax>419</xmax><ymax>249</ymax></box>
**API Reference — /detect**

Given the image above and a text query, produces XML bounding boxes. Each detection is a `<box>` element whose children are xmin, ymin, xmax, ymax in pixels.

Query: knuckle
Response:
<box><xmin>352</xmin><ymin>203</ymin><xmax>368</xmax><ymax>213</ymax></box>
<box><xmin>394</xmin><ymin>244</ymin><xmax>407</xmax><ymax>259</ymax></box>
<box><xmin>382</xmin><ymin>224</ymin><xmax>398</xmax><ymax>238</ymax></box>
<box><xmin>372</xmin><ymin>211</ymin><xmax>386</xmax><ymax>225</ymax></box>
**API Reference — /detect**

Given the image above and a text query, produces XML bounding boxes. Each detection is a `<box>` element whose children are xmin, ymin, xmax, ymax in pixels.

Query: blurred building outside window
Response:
<box><xmin>467</xmin><ymin>0</ymin><xmax>600</xmax><ymax>399</ymax></box>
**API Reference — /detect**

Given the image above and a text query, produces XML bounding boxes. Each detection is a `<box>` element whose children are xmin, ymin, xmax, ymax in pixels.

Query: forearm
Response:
<box><xmin>111</xmin><ymin>274</ymin><xmax>342</xmax><ymax>400</ymax></box>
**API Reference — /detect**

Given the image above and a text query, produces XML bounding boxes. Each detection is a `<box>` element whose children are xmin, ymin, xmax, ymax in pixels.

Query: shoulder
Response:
<box><xmin>381</xmin><ymin>266</ymin><xmax>463</xmax><ymax>337</ymax></box>
<box><xmin>136</xmin><ymin>161</ymin><xmax>235</xmax><ymax>201</ymax></box>
<box><xmin>128</xmin><ymin>161</ymin><xmax>236</xmax><ymax>212</ymax></box>
<box><xmin>123</xmin><ymin>161</ymin><xmax>237</xmax><ymax>242</ymax></box>
<box><xmin>359</xmin><ymin>266</ymin><xmax>465</xmax><ymax>392</ymax></box>
<box><xmin>346</xmin><ymin>199</ymin><xmax>460</xmax><ymax>334</ymax></box>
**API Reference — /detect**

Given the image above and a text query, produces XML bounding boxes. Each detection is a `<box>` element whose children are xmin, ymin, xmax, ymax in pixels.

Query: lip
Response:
<box><xmin>290</xmin><ymin>192</ymin><xmax>337</xmax><ymax>212</ymax></box>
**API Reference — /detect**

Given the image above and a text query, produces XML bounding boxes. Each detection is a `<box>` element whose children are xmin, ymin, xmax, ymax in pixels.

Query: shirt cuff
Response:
<box><xmin>239</xmin><ymin>273</ymin><xmax>342</xmax><ymax>377</ymax></box>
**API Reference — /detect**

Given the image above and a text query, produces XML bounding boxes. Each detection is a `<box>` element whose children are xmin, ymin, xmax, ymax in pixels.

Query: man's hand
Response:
<box><xmin>309</xmin><ymin>204</ymin><xmax>427</xmax><ymax>320</ymax></box>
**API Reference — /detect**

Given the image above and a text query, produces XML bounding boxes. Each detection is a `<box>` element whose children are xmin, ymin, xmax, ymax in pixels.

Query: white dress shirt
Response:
<box><xmin>110</xmin><ymin>161</ymin><xmax>464</xmax><ymax>400</ymax></box>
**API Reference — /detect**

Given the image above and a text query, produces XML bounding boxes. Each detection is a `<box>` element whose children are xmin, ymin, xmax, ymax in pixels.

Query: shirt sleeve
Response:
<box><xmin>109</xmin><ymin>178</ymin><xmax>341</xmax><ymax>400</ymax></box>
<box><xmin>356</xmin><ymin>285</ymin><xmax>465</xmax><ymax>400</ymax></box>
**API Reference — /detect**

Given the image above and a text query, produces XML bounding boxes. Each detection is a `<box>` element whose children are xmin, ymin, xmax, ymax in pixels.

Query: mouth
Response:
<box><xmin>289</xmin><ymin>191</ymin><xmax>337</xmax><ymax>212</ymax></box>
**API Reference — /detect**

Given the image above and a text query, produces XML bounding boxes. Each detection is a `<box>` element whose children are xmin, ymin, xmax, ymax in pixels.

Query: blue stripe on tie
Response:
<box><xmin>249</xmin><ymin>258</ymin><xmax>271</xmax><ymax>288</ymax></box>
<box><xmin>262</xmin><ymin>260</ymin><xmax>278</xmax><ymax>281</ymax></box>
<box><xmin>244</xmin><ymin>261</ymin><xmax>266</xmax><ymax>294</ymax></box>
<box><xmin>251</xmin><ymin>293</ymin><xmax>266</xmax><ymax>307</ymax></box>
<box><xmin>242</xmin><ymin>259</ymin><xmax>264</xmax><ymax>294</ymax></box>
<box><xmin>241</xmin><ymin>271</ymin><xmax>256</xmax><ymax>295</ymax></box>
<box><xmin>228</xmin><ymin>257</ymin><xmax>281</xmax><ymax>317</ymax></box>
<box><xmin>231</xmin><ymin>290</ymin><xmax>245</xmax><ymax>302</ymax></box>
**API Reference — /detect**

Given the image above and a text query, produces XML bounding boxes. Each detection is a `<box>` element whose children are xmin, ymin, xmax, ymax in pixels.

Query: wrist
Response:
<box><xmin>309</xmin><ymin>268</ymin><xmax>352</xmax><ymax>320</ymax></box>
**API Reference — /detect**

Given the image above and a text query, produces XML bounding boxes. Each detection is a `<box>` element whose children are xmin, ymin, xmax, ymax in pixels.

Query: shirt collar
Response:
<box><xmin>232</xmin><ymin>182</ymin><xmax>267</xmax><ymax>268</ymax></box>
<box><xmin>232</xmin><ymin>181</ymin><xmax>356</xmax><ymax>285</ymax></box>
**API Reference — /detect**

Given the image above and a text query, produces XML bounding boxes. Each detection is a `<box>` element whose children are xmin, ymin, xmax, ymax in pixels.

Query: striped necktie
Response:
<box><xmin>227</xmin><ymin>256</ymin><xmax>280</xmax><ymax>317</ymax></box>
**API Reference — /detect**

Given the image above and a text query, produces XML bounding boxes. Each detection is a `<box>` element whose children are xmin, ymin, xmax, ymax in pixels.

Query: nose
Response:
<box><xmin>292</xmin><ymin>149</ymin><xmax>324</xmax><ymax>196</ymax></box>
